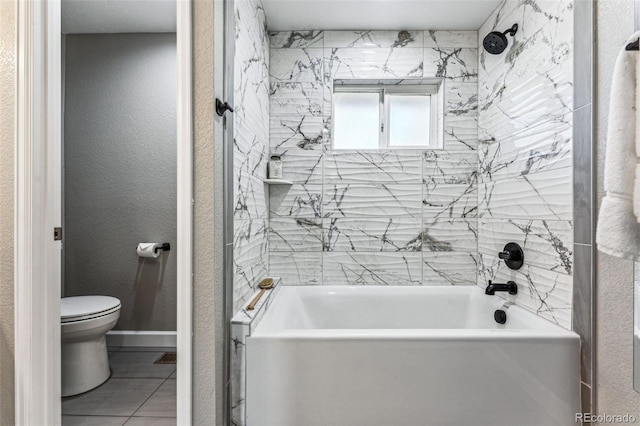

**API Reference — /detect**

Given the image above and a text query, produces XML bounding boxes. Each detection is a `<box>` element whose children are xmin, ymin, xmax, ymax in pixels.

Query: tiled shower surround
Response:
<box><xmin>231</xmin><ymin>0</ymin><xmax>575</xmax><ymax>424</ymax></box>
<box><xmin>477</xmin><ymin>0</ymin><xmax>574</xmax><ymax>329</ymax></box>
<box><xmin>268</xmin><ymin>30</ymin><xmax>480</xmax><ymax>288</ymax></box>
<box><xmin>233</xmin><ymin>0</ymin><xmax>574</xmax><ymax>327</ymax></box>
<box><xmin>233</xmin><ymin>0</ymin><xmax>270</xmax><ymax>312</ymax></box>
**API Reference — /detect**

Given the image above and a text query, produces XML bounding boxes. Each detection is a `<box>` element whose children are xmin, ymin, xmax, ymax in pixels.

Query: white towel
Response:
<box><xmin>597</xmin><ymin>31</ymin><xmax>640</xmax><ymax>260</ymax></box>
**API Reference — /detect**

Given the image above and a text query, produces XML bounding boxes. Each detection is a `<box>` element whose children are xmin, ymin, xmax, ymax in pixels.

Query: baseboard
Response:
<box><xmin>106</xmin><ymin>330</ymin><xmax>177</xmax><ymax>348</ymax></box>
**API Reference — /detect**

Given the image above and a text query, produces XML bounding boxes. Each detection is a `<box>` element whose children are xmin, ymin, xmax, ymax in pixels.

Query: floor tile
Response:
<box><xmin>62</xmin><ymin>378</ymin><xmax>164</xmax><ymax>417</ymax></box>
<box><xmin>124</xmin><ymin>417</ymin><xmax>176</xmax><ymax>426</ymax></box>
<box><xmin>169</xmin><ymin>369</ymin><xmax>176</xmax><ymax>379</ymax></box>
<box><xmin>62</xmin><ymin>415</ymin><xmax>128</xmax><ymax>426</ymax></box>
<box><xmin>109</xmin><ymin>351</ymin><xmax>176</xmax><ymax>379</ymax></box>
<box><xmin>118</xmin><ymin>346</ymin><xmax>176</xmax><ymax>352</ymax></box>
<box><xmin>133</xmin><ymin>379</ymin><xmax>176</xmax><ymax>418</ymax></box>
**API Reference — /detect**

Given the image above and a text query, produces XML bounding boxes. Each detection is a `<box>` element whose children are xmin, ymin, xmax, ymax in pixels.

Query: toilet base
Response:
<box><xmin>61</xmin><ymin>309</ymin><xmax>119</xmax><ymax>397</ymax></box>
<box><xmin>62</xmin><ymin>333</ymin><xmax>111</xmax><ymax>397</ymax></box>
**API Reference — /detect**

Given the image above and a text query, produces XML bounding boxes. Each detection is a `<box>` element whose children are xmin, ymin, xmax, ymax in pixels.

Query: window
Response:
<box><xmin>332</xmin><ymin>79</ymin><xmax>443</xmax><ymax>150</ymax></box>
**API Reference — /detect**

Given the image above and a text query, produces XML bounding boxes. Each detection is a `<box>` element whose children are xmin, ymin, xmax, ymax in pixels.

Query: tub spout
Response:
<box><xmin>485</xmin><ymin>280</ymin><xmax>518</xmax><ymax>295</ymax></box>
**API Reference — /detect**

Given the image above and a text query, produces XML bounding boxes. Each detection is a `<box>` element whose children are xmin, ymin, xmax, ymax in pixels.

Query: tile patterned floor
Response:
<box><xmin>62</xmin><ymin>347</ymin><xmax>176</xmax><ymax>426</ymax></box>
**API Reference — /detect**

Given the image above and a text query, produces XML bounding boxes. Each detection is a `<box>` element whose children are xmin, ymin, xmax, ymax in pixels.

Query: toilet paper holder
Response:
<box><xmin>155</xmin><ymin>243</ymin><xmax>171</xmax><ymax>253</ymax></box>
<box><xmin>136</xmin><ymin>243</ymin><xmax>171</xmax><ymax>253</ymax></box>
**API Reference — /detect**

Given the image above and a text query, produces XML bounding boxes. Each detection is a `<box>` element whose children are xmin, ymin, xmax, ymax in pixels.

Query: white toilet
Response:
<box><xmin>61</xmin><ymin>295</ymin><xmax>121</xmax><ymax>397</ymax></box>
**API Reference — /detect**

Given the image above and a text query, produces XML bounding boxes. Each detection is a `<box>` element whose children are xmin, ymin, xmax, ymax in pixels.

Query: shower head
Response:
<box><xmin>482</xmin><ymin>24</ymin><xmax>518</xmax><ymax>55</ymax></box>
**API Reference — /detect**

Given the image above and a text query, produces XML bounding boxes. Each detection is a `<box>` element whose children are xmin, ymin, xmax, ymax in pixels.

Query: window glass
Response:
<box><xmin>388</xmin><ymin>94</ymin><xmax>430</xmax><ymax>147</ymax></box>
<box><xmin>333</xmin><ymin>92</ymin><xmax>380</xmax><ymax>150</ymax></box>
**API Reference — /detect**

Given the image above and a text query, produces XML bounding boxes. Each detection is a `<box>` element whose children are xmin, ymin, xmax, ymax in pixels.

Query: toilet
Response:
<box><xmin>61</xmin><ymin>295</ymin><xmax>121</xmax><ymax>397</ymax></box>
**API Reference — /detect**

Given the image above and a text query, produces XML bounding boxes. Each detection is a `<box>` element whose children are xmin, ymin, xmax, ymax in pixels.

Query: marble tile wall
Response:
<box><xmin>233</xmin><ymin>0</ymin><xmax>270</xmax><ymax>312</ymax></box>
<box><xmin>477</xmin><ymin>0</ymin><xmax>574</xmax><ymax>329</ymax></box>
<box><xmin>268</xmin><ymin>30</ymin><xmax>480</xmax><ymax>286</ymax></box>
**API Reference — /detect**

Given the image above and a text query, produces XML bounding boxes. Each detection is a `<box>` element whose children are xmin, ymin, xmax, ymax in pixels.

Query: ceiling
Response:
<box><xmin>61</xmin><ymin>0</ymin><xmax>502</xmax><ymax>34</ymax></box>
<box><xmin>262</xmin><ymin>0</ymin><xmax>503</xmax><ymax>31</ymax></box>
<box><xmin>61</xmin><ymin>0</ymin><xmax>176</xmax><ymax>34</ymax></box>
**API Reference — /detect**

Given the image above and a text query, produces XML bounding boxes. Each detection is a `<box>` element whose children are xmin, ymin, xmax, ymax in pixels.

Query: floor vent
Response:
<box><xmin>154</xmin><ymin>352</ymin><xmax>177</xmax><ymax>364</ymax></box>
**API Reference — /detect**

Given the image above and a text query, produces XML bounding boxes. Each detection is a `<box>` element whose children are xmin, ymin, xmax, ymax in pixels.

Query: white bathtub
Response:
<box><xmin>246</xmin><ymin>286</ymin><xmax>581</xmax><ymax>426</ymax></box>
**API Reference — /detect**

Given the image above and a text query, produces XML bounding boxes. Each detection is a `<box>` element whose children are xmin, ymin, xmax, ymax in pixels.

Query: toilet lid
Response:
<box><xmin>61</xmin><ymin>296</ymin><xmax>121</xmax><ymax>322</ymax></box>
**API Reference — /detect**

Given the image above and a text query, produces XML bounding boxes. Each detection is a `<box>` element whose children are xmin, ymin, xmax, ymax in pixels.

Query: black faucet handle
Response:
<box><xmin>499</xmin><ymin>242</ymin><xmax>524</xmax><ymax>270</ymax></box>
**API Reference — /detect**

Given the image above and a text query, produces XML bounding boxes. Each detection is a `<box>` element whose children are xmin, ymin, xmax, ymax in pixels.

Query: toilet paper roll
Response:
<box><xmin>137</xmin><ymin>243</ymin><xmax>161</xmax><ymax>259</ymax></box>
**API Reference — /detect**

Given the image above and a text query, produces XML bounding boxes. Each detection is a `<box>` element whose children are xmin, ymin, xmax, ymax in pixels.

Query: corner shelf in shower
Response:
<box><xmin>263</xmin><ymin>178</ymin><xmax>293</xmax><ymax>185</ymax></box>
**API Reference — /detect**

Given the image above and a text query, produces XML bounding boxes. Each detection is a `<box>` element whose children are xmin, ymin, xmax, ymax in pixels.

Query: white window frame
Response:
<box><xmin>332</xmin><ymin>79</ymin><xmax>444</xmax><ymax>150</ymax></box>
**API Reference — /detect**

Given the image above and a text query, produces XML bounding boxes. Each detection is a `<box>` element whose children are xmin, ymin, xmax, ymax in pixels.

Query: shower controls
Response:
<box><xmin>498</xmin><ymin>242</ymin><xmax>524</xmax><ymax>270</ymax></box>
<box><xmin>485</xmin><ymin>280</ymin><xmax>518</xmax><ymax>295</ymax></box>
<box><xmin>216</xmin><ymin>98</ymin><xmax>235</xmax><ymax>117</ymax></box>
<box><xmin>494</xmin><ymin>309</ymin><xmax>507</xmax><ymax>324</ymax></box>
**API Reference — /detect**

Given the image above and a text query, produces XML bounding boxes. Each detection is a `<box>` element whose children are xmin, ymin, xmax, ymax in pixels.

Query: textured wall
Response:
<box><xmin>193</xmin><ymin>0</ymin><xmax>223</xmax><ymax>422</ymax></box>
<box><xmin>268</xmin><ymin>30</ymin><xmax>479</xmax><ymax>286</ymax></box>
<box><xmin>0</xmin><ymin>0</ymin><xmax>15</xmax><ymax>423</ymax></box>
<box><xmin>64</xmin><ymin>33</ymin><xmax>177</xmax><ymax>331</ymax></box>
<box><xmin>476</xmin><ymin>0</ymin><xmax>574</xmax><ymax>329</ymax></box>
<box><xmin>596</xmin><ymin>0</ymin><xmax>640</xmax><ymax>414</ymax></box>
<box><xmin>233</xmin><ymin>0</ymin><xmax>270</xmax><ymax>312</ymax></box>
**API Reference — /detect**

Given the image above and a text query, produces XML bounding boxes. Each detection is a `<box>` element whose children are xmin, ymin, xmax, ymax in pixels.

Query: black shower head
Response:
<box><xmin>482</xmin><ymin>23</ymin><xmax>518</xmax><ymax>55</ymax></box>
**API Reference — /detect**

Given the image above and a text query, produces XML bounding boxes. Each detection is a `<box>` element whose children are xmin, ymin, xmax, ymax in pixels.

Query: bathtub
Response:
<box><xmin>246</xmin><ymin>285</ymin><xmax>581</xmax><ymax>426</ymax></box>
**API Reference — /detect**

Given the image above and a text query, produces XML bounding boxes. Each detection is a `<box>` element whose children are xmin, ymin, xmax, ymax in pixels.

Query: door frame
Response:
<box><xmin>15</xmin><ymin>1</ymin><xmax>193</xmax><ymax>424</ymax></box>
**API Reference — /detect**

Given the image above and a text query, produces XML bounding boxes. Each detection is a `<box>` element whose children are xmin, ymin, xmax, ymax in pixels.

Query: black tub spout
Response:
<box><xmin>485</xmin><ymin>280</ymin><xmax>518</xmax><ymax>295</ymax></box>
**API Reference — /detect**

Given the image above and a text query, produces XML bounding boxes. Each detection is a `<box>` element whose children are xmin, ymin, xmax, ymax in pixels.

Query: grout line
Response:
<box><xmin>62</xmin><ymin>414</ymin><xmax>129</xmax><ymax>418</ymax></box>
<box><xmin>129</xmin><ymin>377</ymin><xmax>170</xmax><ymax>418</ymax></box>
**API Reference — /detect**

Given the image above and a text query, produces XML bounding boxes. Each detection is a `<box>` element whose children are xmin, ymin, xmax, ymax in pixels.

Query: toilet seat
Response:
<box><xmin>61</xmin><ymin>295</ymin><xmax>121</xmax><ymax>323</ymax></box>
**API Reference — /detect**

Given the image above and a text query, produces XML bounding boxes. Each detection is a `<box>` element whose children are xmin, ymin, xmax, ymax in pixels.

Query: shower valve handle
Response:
<box><xmin>498</xmin><ymin>242</ymin><xmax>524</xmax><ymax>270</ymax></box>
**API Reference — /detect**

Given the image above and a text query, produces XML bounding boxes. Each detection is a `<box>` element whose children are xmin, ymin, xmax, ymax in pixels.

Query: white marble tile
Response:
<box><xmin>444</xmin><ymin>83</ymin><xmax>478</xmax><ymax>117</ymax></box>
<box><xmin>478</xmin><ymin>219</ymin><xmax>573</xmax><ymax>276</ymax></box>
<box><xmin>270</xmin><ymin>48</ymin><xmax>324</xmax><ymax>84</ymax></box>
<box><xmin>270</xmin><ymin>218</ymin><xmax>323</xmax><ymax>251</ymax></box>
<box><xmin>270</xmin><ymin>252</ymin><xmax>323</xmax><ymax>285</ymax></box>
<box><xmin>269</xmin><ymin>184</ymin><xmax>323</xmax><ymax>218</ymax></box>
<box><xmin>423</xmin><ymin>151</ymin><xmax>478</xmax><ymax>185</ymax></box>
<box><xmin>324</xmin><ymin>150</ymin><xmax>423</xmax><ymax>184</ymax></box>
<box><xmin>323</xmin><ymin>183</ymin><xmax>422</xmax><ymax>218</ymax></box>
<box><xmin>272</xmin><ymin>150</ymin><xmax>323</xmax><ymax>185</ymax></box>
<box><xmin>422</xmin><ymin>219</ymin><xmax>478</xmax><ymax>253</ymax></box>
<box><xmin>444</xmin><ymin>116</ymin><xmax>478</xmax><ymax>151</ymax></box>
<box><xmin>234</xmin><ymin>0</ymin><xmax>270</xmax><ymax>140</ymax></box>
<box><xmin>423</xmin><ymin>253</ymin><xmax>478</xmax><ymax>285</ymax></box>
<box><xmin>423</xmin><ymin>181</ymin><xmax>478</xmax><ymax>219</ymax></box>
<box><xmin>323</xmin><ymin>252</ymin><xmax>422</xmax><ymax>285</ymax></box>
<box><xmin>230</xmin><ymin>322</ymin><xmax>248</xmax><ymax>426</ymax></box>
<box><xmin>270</xmin><ymin>31</ymin><xmax>324</xmax><ymax>48</ymax></box>
<box><xmin>270</xmin><ymin>81</ymin><xmax>323</xmax><ymax>117</ymax></box>
<box><xmin>423</xmin><ymin>48</ymin><xmax>478</xmax><ymax>81</ymax></box>
<box><xmin>424</xmin><ymin>31</ymin><xmax>478</xmax><ymax>48</ymax></box>
<box><xmin>324</xmin><ymin>31</ymin><xmax>423</xmax><ymax>48</ymax></box>
<box><xmin>234</xmin><ymin>120</ymin><xmax>268</xmax><ymax>182</ymax></box>
<box><xmin>324</xmin><ymin>47</ymin><xmax>424</xmax><ymax>82</ymax></box>
<box><xmin>270</xmin><ymin>115</ymin><xmax>324</xmax><ymax>151</ymax></box>
<box><xmin>270</xmin><ymin>115</ymin><xmax>324</xmax><ymax>184</ymax></box>
<box><xmin>478</xmin><ymin>167</ymin><xmax>572</xmax><ymax>221</ymax></box>
<box><xmin>323</xmin><ymin>217</ymin><xmax>422</xmax><ymax>252</ymax></box>
<box><xmin>479</xmin><ymin>113</ymin><xmax>572</xmax><ymax>180</ymax></box>
<box><xmin>234</xmin><ymin>175</ymin><xmax>267</xmax><ymax>220</ymax></box>
<box><xmin>233</xmin><ymin>219</ymin><xmax>268</xmax><ymax>311</ymax></box>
